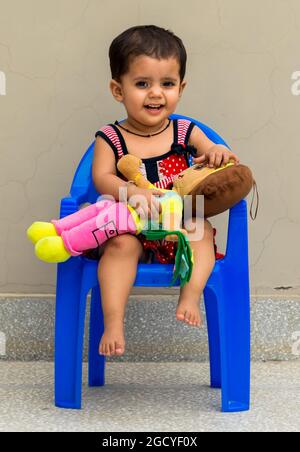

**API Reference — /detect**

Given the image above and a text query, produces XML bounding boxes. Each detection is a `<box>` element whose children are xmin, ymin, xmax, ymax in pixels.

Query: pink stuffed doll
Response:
<box><xmin>27</xmin><ymin>197</ymin><xmax>145</xmax><ymax>263</ymax></box>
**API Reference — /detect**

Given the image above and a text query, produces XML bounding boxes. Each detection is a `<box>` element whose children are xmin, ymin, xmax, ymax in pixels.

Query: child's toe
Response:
<box><xmin>100</xmin><ymin>343</ymin><xmax>109</xmax><ymax>356</ymax></box>
<box><xmin>184</xmin><ymin>311</ymin><xmax>191</xmax><ymax>323</ymax></box>
<box><xmin>110</xmin><ymin>341</ymin><xmax>117</xmax><ymax>355</ymax></box>
<box><xmin>115</xmin><ymin>342</ymin><xmax>124</xmax><ymax>355</ymax></box>
<box><xmin>176</xmin><ymin>309</ymin><xmax>185</xmax><ymax>321</ymax></box>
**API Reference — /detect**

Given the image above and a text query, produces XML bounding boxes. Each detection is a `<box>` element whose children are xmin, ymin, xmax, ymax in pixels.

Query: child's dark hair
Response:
<box><xmin>109</xmin><ymin>25</ymin><xmax>187</xmax><ymax>82</ymax></box>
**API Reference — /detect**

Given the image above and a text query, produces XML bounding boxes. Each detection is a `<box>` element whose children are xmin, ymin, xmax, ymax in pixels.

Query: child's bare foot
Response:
<box><xmin>99</xmin><ymin>320</ymin><xmax>125</xmax><ymax>356</ymax></box>
<box><xmin>176</xmin><ymin>297</ymin><xmax>202</xmax><ymax>327</ymax></box>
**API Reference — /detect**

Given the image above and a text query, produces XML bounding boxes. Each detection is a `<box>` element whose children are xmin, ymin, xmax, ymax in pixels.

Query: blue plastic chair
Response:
<box><xmin>54</xmin><ymin>114</ymin><xmax>251</xmax><ymax>412</ymax></box>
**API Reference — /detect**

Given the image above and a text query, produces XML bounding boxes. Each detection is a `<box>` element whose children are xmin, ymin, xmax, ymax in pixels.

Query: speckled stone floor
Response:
<box><xmin>0</xmin><ymin>361</ymin><xmax>299</xmax><ymax>432</ymax></box>
<box><xmin>1</xmin><ymin>295</ymin><xmax>300</xmax><ymax>361</ymax></box>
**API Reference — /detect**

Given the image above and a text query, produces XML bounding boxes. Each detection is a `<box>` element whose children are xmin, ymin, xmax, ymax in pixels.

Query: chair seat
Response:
<box><xmin>135</xmin><ymin>259</ymin><xmax>225</xmax><ymax>287</ymax></box>
<box><xmin>80</xmin><ymin>255</ymin><xmax>224</xmax><ymax>288</ymax></box>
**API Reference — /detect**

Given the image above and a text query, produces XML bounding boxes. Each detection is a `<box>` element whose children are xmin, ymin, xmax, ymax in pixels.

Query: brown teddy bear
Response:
<box><xmin>117</xmin><ymin>155</ymin><xmax>257</xmax><ymax>219</ymax></box>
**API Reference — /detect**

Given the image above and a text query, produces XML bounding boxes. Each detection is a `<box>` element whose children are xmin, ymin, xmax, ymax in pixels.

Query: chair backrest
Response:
<box><xmin>70</xmin><ymin>114</ymin><xmax>229</xmax><ymax>205</ymax></box>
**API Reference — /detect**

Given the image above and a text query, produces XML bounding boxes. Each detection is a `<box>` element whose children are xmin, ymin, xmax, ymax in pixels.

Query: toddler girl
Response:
<box><xmin>92</xmin><ymin>25</ymin><xmax>240</xmax><ymax>357</ymax></box>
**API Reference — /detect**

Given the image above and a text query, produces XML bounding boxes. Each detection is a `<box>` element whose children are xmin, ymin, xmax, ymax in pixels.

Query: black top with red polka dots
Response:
<box><xmin>93</xmin><ymin>118</ymin><xmax>223</xmax><ymax>264</ymax></box>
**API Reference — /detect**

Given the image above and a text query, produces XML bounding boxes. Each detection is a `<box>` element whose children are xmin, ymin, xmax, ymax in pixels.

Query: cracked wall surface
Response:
<box><xmin>0</xmin><ymin>0</ymin><xmax>300</xmax><ymax>294</ymax></box>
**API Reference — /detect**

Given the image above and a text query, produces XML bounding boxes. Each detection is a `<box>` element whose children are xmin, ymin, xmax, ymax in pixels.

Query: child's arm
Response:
<box><xmin>92</xmin><ymin>136</ymin><xmax>132</xmax><ymax>200</ymax></box>
<box><xmin>188</xmin><ymin>126</ymin><xmax>240</xmax><ymax>168</ymax></box>
<box><xmin>92</xmin><ymin>137</ymin><xmax>163</xmax><ymax>216</ymax></box>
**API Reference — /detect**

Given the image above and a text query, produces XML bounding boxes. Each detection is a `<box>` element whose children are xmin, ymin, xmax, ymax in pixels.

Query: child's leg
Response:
<box><xmin>98</xmin><ymin>234</ymin><xmax>144</xmax><ymax>356</ymax></box>
<box><xmin>176</xmin><ymin>219</ymin><xmax>215</xmax><ymax>327</ymax></box>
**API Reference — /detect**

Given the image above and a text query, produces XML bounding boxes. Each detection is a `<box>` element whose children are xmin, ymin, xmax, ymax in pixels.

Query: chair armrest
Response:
<box><xmin>224</xmin><ymin>199</ymin><xmax>249</xmax><ymax>268</ymax></box>
<box><xmin>59</xmin><ymin>196</ymin><xmax>80</xmax><ymax>219</ymax></box>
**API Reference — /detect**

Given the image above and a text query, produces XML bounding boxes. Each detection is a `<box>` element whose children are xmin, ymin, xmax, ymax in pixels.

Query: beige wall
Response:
<box><xmin>0</xmin><ymin>0</ymin><xmax>299</xmax><ymax>294</ymax></box>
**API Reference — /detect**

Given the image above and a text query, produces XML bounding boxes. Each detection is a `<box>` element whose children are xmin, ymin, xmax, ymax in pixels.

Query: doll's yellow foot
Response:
<box><xmin>27</xmin><ymin>222</ymin><xmax>58</xmax><ymax>244</ymax></box>
<box><xmin>35</xmin><ymin>236</ymin><xmax>70</xmax><ymax>263</ymax></box>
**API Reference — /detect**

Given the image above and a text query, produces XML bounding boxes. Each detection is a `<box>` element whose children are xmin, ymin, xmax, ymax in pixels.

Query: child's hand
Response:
<box><xmin>127</xmin><ymin>186</ymin><xmax>164</xmax><ymax>220</ymax></box>
<box><xmin>193</xmin><ymin>145</ymin><xmax>240</xmax><ymax>169</ymax></box>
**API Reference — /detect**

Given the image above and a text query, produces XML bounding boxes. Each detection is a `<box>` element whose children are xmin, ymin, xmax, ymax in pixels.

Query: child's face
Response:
<box><xmin>110</xmin><ymin>55</ymin><xmax>186</xmax><ymax>125</ymax></box>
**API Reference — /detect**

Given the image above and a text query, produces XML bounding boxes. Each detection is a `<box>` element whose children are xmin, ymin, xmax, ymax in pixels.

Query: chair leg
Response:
<box><xmin>55</xmin><ymin>258</ymin><xmax>89</xmax><ymax>409</ymax></box>
<box><xmin>204</xmin><ymin>285</ymin><xmax>221</xmax><ymax>389</ymax></box>
<box><xmin>216</xmin><ymin>270</ymin><xmax>251</xmax><ymax>412</ymax></box>
<box><xmin>88</xmin><ymin>285</ymin><xmax>106</xmax><ymax>387</ymax></box>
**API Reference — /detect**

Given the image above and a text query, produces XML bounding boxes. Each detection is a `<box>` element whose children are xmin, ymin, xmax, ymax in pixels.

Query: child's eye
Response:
<box><xmin>135</xmin><ymin>81</ymin><xmax>176</xmax><ymax>88</ymax></box>
<box><xmin>136</xmin><ymin>81</ymin><xmax>148</xmax><ymax>88</ymax></box>
<box><xmin>163</xmin><ymin>82</ymin><xmax>175</xmax><ymax>87</ymax></box>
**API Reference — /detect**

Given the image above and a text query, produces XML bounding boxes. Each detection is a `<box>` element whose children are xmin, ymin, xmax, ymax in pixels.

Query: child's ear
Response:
<box><xmin>179</xmin><ymin>80</ymin><xmax>187</xmax><ymax>97</ymax></box>
<box><xmin>110</xmin><ymin>79</ymin><xmax>124</xmax><ymax>102</ymax></box>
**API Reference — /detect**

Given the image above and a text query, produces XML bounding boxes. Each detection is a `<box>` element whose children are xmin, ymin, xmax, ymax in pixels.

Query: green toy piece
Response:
<box><xmin>142</xmin><ymin>228</ymin><xmax>194</xmax><ymax>288</ymax></box>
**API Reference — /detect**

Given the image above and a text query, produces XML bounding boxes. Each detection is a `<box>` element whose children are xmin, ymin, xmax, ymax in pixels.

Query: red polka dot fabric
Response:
<box><xmin>157</xmin><ymin>155</ymin><xmax>188</xmax><ymax>188</ymax></box>
<box><xmin>138</xmin><ymin>228</ymin><xmax>224</xmax><ymax>264</ymax></box>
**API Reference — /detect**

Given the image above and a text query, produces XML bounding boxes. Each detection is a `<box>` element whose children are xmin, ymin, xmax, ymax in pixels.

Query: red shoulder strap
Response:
<box><xmin>95</xmin><ymin>125</ymin><xmax>125</xmax><ymax>160</ymax></box>
<box><xmin>177</xmin><ymin>119</ymin><xmax>195</xmax><ymax>145</ymax></box>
